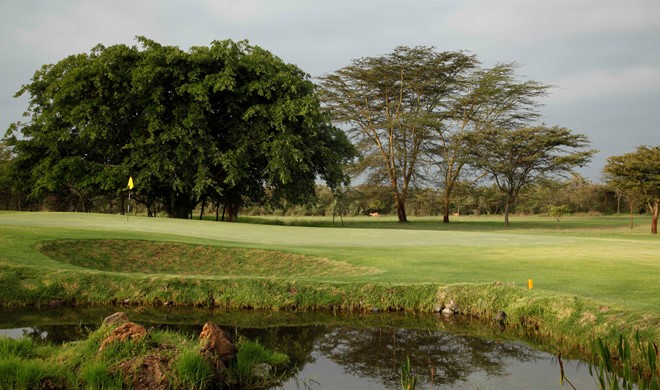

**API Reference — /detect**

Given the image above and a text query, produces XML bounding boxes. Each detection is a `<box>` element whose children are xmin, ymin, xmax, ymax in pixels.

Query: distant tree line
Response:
<box><xmin>1</xmin><ymin>40</ymin><xmax>657</xmax><ymax>231</ymax></box>
<box><xmin>235</xmin><ymin>174</ymin><xmax>620</xmax><ymax>218</ymax></box>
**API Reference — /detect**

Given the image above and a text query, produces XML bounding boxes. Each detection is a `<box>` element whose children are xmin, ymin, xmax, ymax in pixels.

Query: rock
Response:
<box><xmin>102</xmin><ymin>312</ymin><xmax>129</xmax><ymax>327</ymax></box>
<box><xmin>48</xmin><ymin>299</ymin><xmax>66</xmax><ymax>307</ymax></box>
<box><xmin>494</xmin><ymin>311</ymin><xmax>507</xmax><ymax>327</ymax></box>
<box><xmin>99</xmin><ymin>322</ymin><xmax>147</xmax><ymax>352</ymax></box>
<box><xmin>442</xmin><ymin>308</ymin><xmax>454</xmax><ymax>316</ymax></box>
<box><xmin>252</xmin><ymin>363</ymin><xmax>272</xmax><ymax>378</ymax></box>
<box><xmin>199</xmin><ymin>322</ymin><xmax>237</xmax><ymax>365</ymax></box>
<box><xmin>114</xmin><ymin>355</ymin><xmax>168</xmax><ymax>390</ymax></box>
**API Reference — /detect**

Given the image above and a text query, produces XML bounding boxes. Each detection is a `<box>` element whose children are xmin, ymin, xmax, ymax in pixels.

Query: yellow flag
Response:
<box><xmin>127</xmin><ymin>177</ymin><xmax>134</xmax><ymax>190</ymax></box>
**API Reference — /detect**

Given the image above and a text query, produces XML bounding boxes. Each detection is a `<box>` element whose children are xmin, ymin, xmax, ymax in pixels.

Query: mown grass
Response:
<box><xmin>38</xmin><ymin>239</ymin><xmax>379</xmax><ymax>277</ymax></box>
<box><xmin>0</xmin><ymin>211</ymin><xmax>658</xmax><ymax>375</ymax></box>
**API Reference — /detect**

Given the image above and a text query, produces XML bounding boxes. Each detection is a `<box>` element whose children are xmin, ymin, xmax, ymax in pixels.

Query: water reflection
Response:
<box><xmin>314</xmin><ymin>327</ymin><xmax>538</xmax><ymax>387</ymax></box>
<box><xmin>0</xmin><ymin>307</ymin><xmax>594</xmax><ymax>389</ymax></box>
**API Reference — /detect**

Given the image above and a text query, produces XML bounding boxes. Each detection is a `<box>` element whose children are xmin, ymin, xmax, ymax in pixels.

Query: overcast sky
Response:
<box><xmin>2</xmin><ymin>0</ymin><xmax>659</xmax><ymax>180</ymax></box>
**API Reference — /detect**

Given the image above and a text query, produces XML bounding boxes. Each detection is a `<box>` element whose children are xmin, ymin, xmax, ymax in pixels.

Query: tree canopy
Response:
<box><xmin>427</xmin><ymin>62</ymin><xmax>550</xmax><ymax>223</ymax></box>
<box><xmin>464</xmin><ymin>125</ymin><xmax>595</xmax><ymax>226</ymax></box>
<box><xmin>604</xmin><ymin>145</ymin><xmax>660</xmax><ymax>234</ymax></box>
<box><xmin>319</xmin><ymin>46</ymin><xmax>479</xmax><ymax>222</ymax></box>
<box><xmin>4</xmin><ymin>37</ymin><xmax>355</xmax><ymax>219</ymax></box>
<box><xmin>319</xmin><ymin>47</ymin><xmax>554</xmax><ymax>223</ymax></box>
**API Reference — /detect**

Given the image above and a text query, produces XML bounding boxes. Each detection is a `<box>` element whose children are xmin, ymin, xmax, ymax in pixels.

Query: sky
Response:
<box><xmin>1</xmin><ymin>0</ymin><xmax>659</xmax><ymax>181</ymax></box>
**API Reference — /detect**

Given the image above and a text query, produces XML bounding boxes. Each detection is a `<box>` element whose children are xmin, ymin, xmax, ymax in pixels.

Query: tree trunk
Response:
<box><xmin>629</xmin><ymin>202</ymin><xmax>634</xmax><ymax>230</ymax></box>
<box><xmin>225</xmin><ymin>202</ymin><xmax>241</xmax><ymax>222</ymax></box>
<box><xmin>199</xmin><ymin>197</ymin><xmax>206</xmax><ymax>220</ymax></box>
<box><xmin>170</xmin><ymin>204</ymin><xmax>190</xmax><ymax>219</ymax></box>
<box><xmin>442</xmin><ymin>190</ymin><xmax>451</xmax><ymax>223</ymax></box>
<box><xmin>504</xmin><ymin>201</ymin><xmax>511</xmax><ymax>227</ymax></box>
<box><xmin>120</xmin><ymin>196</ymin><xmax>125</xmax><ymax>216</ymax></box>
<box><xmin>395</xmin><ymin>196</ymin><xmax>408</xmax><ymax>223</ymax></box>
<box><xmin>168</xmin><ymin>191</ymin><xmax>191</xmax><ymax>219</ymax></box>
<box><xmin>651</xmin><ymin>199</ymin><xmax>659</xmax><ymax>235</ymax></box>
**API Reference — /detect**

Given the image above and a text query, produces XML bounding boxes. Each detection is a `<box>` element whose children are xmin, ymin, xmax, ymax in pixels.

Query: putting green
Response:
<box><xmin>0</xmin><ymin>211</ymin><xmax>573</xmax><ymax>248</ymax></box>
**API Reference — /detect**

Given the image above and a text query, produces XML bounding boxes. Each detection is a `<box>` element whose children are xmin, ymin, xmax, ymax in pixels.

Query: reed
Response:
<box><xmin>589</xmin><ymin>332</ymin><xmax>659</xmax><ymax>390</ymax></box>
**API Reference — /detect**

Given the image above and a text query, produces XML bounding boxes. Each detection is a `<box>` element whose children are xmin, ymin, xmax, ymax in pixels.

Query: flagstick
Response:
<box><xmin>126</xmin><ymin>177</ymin><xmax>134</xmax><ymax>222</ymax></box>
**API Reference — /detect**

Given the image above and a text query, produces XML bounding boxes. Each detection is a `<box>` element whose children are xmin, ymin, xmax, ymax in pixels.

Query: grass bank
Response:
<box><xmin>0</xmin><ymin>212</ymin><xmax>658</xmax><ymax>374</ymax></box>
<box><xmin>0</xmin><ymin>315</ymin><xmax>288</xmax><ymax>389</ymax></box>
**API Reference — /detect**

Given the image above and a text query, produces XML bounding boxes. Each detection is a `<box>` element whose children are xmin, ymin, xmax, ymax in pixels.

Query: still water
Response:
<box><xmin>1</xmin><ymin>307</ymin><xmax>596</xmax><ymax>389</ymax></box>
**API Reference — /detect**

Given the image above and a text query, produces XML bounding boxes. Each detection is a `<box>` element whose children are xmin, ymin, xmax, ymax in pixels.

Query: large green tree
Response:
<box><xmin>319</xmin><ymin>46</ymin><xmax>478</xmax><ymax>222</ymax></box>
<box><xmin>0</xmin><ymin>142</ymin><xmax>14</xmax><ymax>209</ymax></box>
<box><xmin>5</xmin><ymin>38</ymin><xmax>354</xmax><ymax>219</ymax></box>
<box><xmin>604</xmin><ymin>145</ymin><xmax>660</xmax><ymax>234</ymax></box>
<box><xmin>464</xmin><ymin>125</ymin><xmax>595</xmax><ymax>226</ymax></box>
<box><xmin>4</xmin><ymin>44</ymin><xmax>138</xmax><ymax>212</ymax></box>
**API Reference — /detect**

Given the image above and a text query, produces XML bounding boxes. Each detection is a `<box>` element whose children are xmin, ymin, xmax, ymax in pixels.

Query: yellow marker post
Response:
<box><xmin>127</xmin><ymin>177</ymin><xmax>134</xmax><ymax>220</ymax></box>
<box><xmin>528</xmin><ymin>279</ymin><xmax>533</xmax><ymax>289</ymax></box>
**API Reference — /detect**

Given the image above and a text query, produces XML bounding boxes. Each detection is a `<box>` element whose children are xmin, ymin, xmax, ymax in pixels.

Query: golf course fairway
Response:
<box><xmin>0</xmin><ymin>211</ymin><xmax>658</xmax><ymax>362</ymax></box>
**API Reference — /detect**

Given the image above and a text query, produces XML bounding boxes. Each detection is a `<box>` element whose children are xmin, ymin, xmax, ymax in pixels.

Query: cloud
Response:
<box><xmin>444</xmin><ymin>0</ymin><xmax>660</xmax><ymax>45</ymax></box>
<box><xmin>9</xmin><ymin>1</ymin><xmax>160</xmax><ymax>59</ymax></box>
<box><xmin>548</xmin><ymin>66</ymin><xmax>660</xmax><ymax>103</ymax></box>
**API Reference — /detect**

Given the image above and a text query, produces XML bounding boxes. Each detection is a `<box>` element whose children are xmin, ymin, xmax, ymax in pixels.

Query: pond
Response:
<box><xmin>1</xmin><ymin>306</ymin><xmax>596</xmax><ymax>389</ymax></box>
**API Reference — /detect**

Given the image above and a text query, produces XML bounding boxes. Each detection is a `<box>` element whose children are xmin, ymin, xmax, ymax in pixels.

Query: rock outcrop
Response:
<box><xmin>96</xmin><ymin>313</ymin><xmax>240</xmax><ymax>389</ymax></box>
<box><xmin>99</xmin><ymin>321</ymin><xmax>147</xmax><ymax>352</ymax></box>
<box><xmin>199</xmin><ymin>321</ymin><xmax>237</xmax><ymax>366</ymax></box>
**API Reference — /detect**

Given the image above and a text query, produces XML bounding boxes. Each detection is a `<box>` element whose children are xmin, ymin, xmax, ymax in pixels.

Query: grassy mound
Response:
<box><xmin>38</xmin><ymin>239</ymin><xmax>381</xmax><ymax>278</ymax></box>
<box><xmin>0</xmin><ymin>316</ymin><xmax>289</xmax><ymax>389</ymax></box>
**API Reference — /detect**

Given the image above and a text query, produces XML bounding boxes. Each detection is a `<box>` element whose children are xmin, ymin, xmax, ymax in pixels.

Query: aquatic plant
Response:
<box><xmin>589</xmin><ymin>332</ymin><xmax>659</xmax><ymax>390</ymax></box>
<box><xmin>400</xmin><ymin>356</ymin><xmax>417</xmax><ymax>390</ymax></box>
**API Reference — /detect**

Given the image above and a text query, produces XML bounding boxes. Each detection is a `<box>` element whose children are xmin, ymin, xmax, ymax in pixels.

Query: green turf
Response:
<box><xmin>0</xmin><ymin>211</ymin><xmax>658</xmax><ymax>316</ymax></box>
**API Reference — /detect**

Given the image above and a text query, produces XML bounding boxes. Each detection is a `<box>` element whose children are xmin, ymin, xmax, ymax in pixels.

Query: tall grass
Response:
<box><xmin>0</xmin><ymin>318</ymin><xmax>291</xmax><ymax>389</ymax></box>
<box><xmin>227</xmin><ymin>339</ymin><xmax>289</xmax><ymax>388</ymax></box>
<box><xmin>0</xmin><ymin>356</ymin><xmax>66</xmax><ymax>390</ymax></box>
<box><xmin>172</xmin><ymin>350</ymin><xmax>214</xmax><ymax>389</ymax></box>
<box><xmin>400</xmin><ymin>356</ymin><xmax>417</xmax><ymax>390</ymax></box>
<box><xmin>589</xmin><ymin>332</ymin><xmax>659</xmax><ymax>389</ymax></box>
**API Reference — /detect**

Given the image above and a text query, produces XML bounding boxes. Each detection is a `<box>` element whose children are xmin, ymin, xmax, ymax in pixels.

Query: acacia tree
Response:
<box><xmin>319</xmin><ymin>46</ymin><xmax>478</xmax><ymax>222</ymax></box>
<box><xmin>429</xmin><ymin>63</ymin><xmax>550</xmax><ymax>223</ymax></box>
<box><xmin>464</xmin><ymin>125</ymin><xmax>595</xmax><ymax>226</ymax></box>
<box><xmin>604</xmin><ymin>145</ymin><xmax>660</xmax><ymax>234</ymax></box>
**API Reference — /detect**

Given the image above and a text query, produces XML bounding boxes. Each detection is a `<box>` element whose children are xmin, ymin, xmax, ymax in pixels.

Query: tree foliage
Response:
<box><xmin>4</xmin><ymin>38</ymin><xmax>355</xmax><ymax>219</ymax></box>
<box><xmin>320</xmin><ymin>47</ymin><xmax>556</xmax><ymax>224</ymax></box>
<box><xmin>464</xmin><ymin>125</ymin><xmax>595</xmax><ymax>226</ymax></box>
<box><xmin>428</xmin><ymin>62</ymin><xmax>550</xmax><ymax>223</ymax></box>
<box><xmin>319</xmin><ymin>46</ymin><xmax>479</xmax><ymax>222</ymax></box>
<box><xmin>604</xmin><ymin>145</ymin><xmax>660</xmax><ymax>234</ymax></box>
